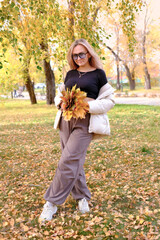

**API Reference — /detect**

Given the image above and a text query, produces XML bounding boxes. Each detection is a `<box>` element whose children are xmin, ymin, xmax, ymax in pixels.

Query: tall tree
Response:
<box><xmin>0</xmin><ymin>0</ymin><xmax>62</xmax><ymax>104</ymax></box>
<box><xmin>0</xmin><ymin>1</ymin><xmax>38</xmax><ymax>103</ymax></box>
<box><xmin>142</xmin><ymin>4</ymin><xmax>151</xmax><ymax>89</ymax></box>
<box><xmin>115</xmin><ymin>23</ymin><xmax>120</xmax><ymax>90</ymax></box>
<box><xmin>40</xmin><ymin>42</ymin><xmax>55</xmax><ymax>105</ymax></box>
<box><xmin>106</xmin><ymin>46</ymin><xmax>137</xmax><ymax>90</ymax></box>
<box><xmin>27</xmin><ymin>0</ymin><xmax>61</xmax><ymax>104</ymax></box>
<box><xmin>91</xmin><ymin>0</ymin><xmax>143</xmax><ymax>89</ymax></box>
<box><xmin>66</xmin><ymin>0</ymin><xmax>105</xmax><ymax>51</ymax></box>
<box><xmin>23</xmin><ymin>53</ymin><xmax>37</xmax><ymax>104</ymax></box>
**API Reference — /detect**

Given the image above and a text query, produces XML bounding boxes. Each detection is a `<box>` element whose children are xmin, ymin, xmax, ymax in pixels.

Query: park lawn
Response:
<box><xmin>0</xmin><ymin>100</ymin><xmax>160</xmax><ymax>240</ymax></box>
<box><xmin>115</xmin><ymin>87</ymin><xmax>160</xmax><ymax>94</ymax></box>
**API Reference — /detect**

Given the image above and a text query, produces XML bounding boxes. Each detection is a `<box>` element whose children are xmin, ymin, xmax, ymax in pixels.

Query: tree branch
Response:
<box><xmin>106</xmin><ymin>45</ymin><xmax>123</xmax><ymax>62</ymax></box>
<box><xmin>93</xmin><ymin>6</ymin><xmax>101</xmax><ymax>22</ymax></box>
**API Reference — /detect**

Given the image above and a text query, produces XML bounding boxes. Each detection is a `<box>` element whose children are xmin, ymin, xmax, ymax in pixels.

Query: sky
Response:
<box><xmin>135</xmin><ymin>0</ymin><xmax>160</xmax><ymax>31</ymax></box>
<box><xmin>150</xmin><ymin>0</ymin><xmax>160</xmax><ymax>21</ymax></box>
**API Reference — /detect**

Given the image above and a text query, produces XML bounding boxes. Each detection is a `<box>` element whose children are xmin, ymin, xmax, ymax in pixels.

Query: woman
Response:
<box><xmin>39</xmin><ymin>39</ymin><xmax>115</xmax><ymax>222</ymax></box>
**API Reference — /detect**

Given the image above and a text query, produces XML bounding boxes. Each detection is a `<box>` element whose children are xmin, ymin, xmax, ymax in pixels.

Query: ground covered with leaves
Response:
<box><xmin>0</xmin><ymin>100</ymin><xmax>160</xmax><ymax>240</ymax></box>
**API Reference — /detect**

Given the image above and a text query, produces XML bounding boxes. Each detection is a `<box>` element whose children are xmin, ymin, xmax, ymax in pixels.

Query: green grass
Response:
<box><xmin>0</xmin><ymin>99</ymin><xmax>160</xmax><ymax>239</ymax></box>
<box><xmin>115</xmin><ymin>86</ymin><xmax>160</xmax><ymax>93</ymax></box>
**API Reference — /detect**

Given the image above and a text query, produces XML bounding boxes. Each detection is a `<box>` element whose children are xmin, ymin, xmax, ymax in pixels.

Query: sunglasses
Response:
<box><xmin>72</xmin><ymin>52</ymin><xmax>88</xmax><ymax>60</ymax></box>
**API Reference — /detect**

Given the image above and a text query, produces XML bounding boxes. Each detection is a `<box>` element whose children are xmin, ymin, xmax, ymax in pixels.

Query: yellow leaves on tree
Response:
<box><xmin>60</xmin><ymin>85</ymin><xmax>89</xmax><ymax>121</ymax></box>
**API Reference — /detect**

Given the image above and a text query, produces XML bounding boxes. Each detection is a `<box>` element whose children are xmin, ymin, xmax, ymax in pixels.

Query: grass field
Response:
<box><xmin>0</xmin><ymin>100</ymin><xmax>160</xmax><ymax>240</ymax></box>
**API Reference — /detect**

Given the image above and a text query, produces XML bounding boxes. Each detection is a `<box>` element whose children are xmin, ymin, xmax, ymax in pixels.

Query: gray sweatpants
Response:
<box><xmin>44</xmin><ymin>113</ymin><xmax>93</xmax><ymax>205</ymax></box>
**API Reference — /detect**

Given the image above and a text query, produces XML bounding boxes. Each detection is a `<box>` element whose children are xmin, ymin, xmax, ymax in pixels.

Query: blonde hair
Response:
<box><xmin>67</xmin><ymin>39</ymin><xmax>103</xmax><ymax>70</ymax></box>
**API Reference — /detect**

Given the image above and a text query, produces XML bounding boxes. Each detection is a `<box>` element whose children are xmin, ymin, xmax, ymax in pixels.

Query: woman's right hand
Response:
<box><xmin>57</xmin><ymin>101</ymin><xmax>62</xmax><ymax>110</ymax></box>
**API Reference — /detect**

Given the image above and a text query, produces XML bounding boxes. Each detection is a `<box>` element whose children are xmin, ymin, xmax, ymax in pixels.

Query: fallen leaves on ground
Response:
<box><xmin>0</xmin><ymin>100</ymin><xmax>160</xmax><ymax>239</ymax></box>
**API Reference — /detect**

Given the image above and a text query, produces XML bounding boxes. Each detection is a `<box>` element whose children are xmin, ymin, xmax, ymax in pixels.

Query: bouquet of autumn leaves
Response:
<box><xmin>60</xmin><ymin>85</ymin><xmax>89</xmax><ymax>121</ymax></box>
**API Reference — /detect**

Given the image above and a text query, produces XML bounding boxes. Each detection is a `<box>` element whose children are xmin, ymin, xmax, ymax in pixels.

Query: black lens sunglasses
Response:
<box><xmin>72</xmin><ymin>52</ymin><xmax>88</xmax><ymax>60</ymax></box>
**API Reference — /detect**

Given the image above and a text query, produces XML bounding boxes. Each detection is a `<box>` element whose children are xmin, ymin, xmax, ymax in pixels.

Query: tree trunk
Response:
<box><xmin>40</xmin><ymin>42</ymin><xmax>55</xmax><ymax>105</ymax></box>
<box><xmin>116</xmin><ymin>61</ymin><xmax>120</xmax><ymax>90</ymax></box>
<box><xmin>43</xmin><ymin>59</ymin><xmax>55</xmax><ymax>105</ymax></box>
<box><xmin>25</xmin><ymin>72</ymin><xmax>37</xmax><ymax>104</ymax></box>
<box><xmin>116</xmin><ymin>25</ymin><xmax>121</xmax><ymax>90</ymax></box>
<box><xmin>144</xmin><ymin>66</ymin><xmax>151</xmax><ymax>89</ymax></box>
<box><xmin>142</xmin><ymin>36</ymin><xmax>151</xmax><ymax>89</ymax></box>
<box><xmin>124</xmin><ymin>64</ymin><xmax>135</xmax><ymax>90</ymax></box>
<box><xmin>23</xmin><ymin>58</ymin><xmax>37</xmax><ymax>104</ymax></box>
<box><xmin>93</xmin><ymin>7</ymin><xmax>101</xmax><ymax>22</ymax></box>
<box><xmin>142</xmin><ymin>7</ymin><xmax>151</xmax><ymax>89</ymax></box>
<box><xmin>131</xmin><ymin>69</ymin><xmax>136</xmax><ymax>90</ymax></box>
<box><xmin>142</xmin><ymin>37</ymin><xmax>151</xmax><ymax>89</ymax></box>
<box><xmin>68</xmin><ymin>0</ymin><xmax>75</xmax><ymax>42</ymax></box>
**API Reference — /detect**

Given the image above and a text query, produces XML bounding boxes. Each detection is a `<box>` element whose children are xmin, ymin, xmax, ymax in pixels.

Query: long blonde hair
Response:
<box><xmin>67</xmin><ymin>39</ymin><xmax>103</xmax><ymax>70</ymax></box>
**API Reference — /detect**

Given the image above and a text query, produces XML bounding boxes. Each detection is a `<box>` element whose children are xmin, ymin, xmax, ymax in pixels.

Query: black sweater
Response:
<box><xmin>64</xmin><ymin>69</ymin><xmax>108</xmax><ymax>99</ymax></box>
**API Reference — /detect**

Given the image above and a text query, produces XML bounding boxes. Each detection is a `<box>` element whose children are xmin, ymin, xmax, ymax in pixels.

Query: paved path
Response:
<box><xmin>115</xmin><ymin>97</ymin><xmax>160</xmax><ymax>106</ymax></box>
<box><xmin>1</xmin><ymin>93</ymin><xmax>160</xmax><ymax>106</ymax></box>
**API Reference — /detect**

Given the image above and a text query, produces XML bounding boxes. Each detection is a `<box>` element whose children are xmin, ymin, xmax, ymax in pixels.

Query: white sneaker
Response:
<box><xmin>78</xmin><ymin>198</ymin><xmax>90</xmax><ymax>214</ymax></box>
<box><xmin>39</xmin><ymin>201</ymin><xmax>57</xmax><ymax>222</ymax></box>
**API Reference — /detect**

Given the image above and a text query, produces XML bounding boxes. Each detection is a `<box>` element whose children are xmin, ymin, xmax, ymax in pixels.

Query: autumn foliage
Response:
<box><xmin>60</xmin><ymin>85</ymin><xmax>89</xmax><ymax>121</ymax></box>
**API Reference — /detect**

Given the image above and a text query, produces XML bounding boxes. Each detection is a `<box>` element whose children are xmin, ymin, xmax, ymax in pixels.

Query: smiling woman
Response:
<box><xmin>72</xmin><ymin>45</ymin><xmax>91</xmax><ymax>69</ymax></box>
<box><xmin>67</xmin><ymin>39</ymin><xmax>103</xmax><ymax>70</ymax></box>
<box><xmin>39</xmin><ymin>38</ymin><xmax>115</xmax><ymax>222</ymax></box>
